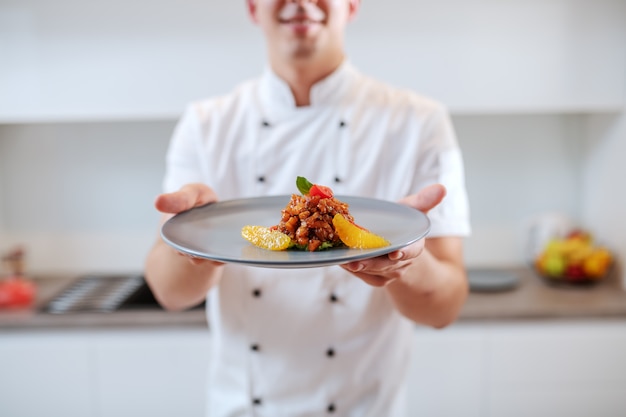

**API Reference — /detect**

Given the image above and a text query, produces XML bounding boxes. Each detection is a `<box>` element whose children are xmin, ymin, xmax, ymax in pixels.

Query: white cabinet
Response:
<box><xmin>1</xmin><ymin>0</ymin><xmax>624</xmax><ymax>122</ymax></box>
<box><xmin>94</xmin><ymin>329</ymin><xmax>210</xmax><ymax>417</ymax></box>
<box><xmin>407</xmin><ymin>324</ymin><xmax>485</xmax><ymax>417</ymax></box>
<box><xmin>0</xmin><ymin>328</ymin><xmax>210</xmax><ymax>417</ymax></box>
<box><xmin>2</xmin><ymin>321</ymin><xmax>626</xmax><ymax>417</ymax></box>
<box><xmin>350</xmin><ymin>0</ymin><xmax>626</xmax><ymax>114</ymax></box>
<box><xmin>408</xmin><ymin>320</ymin><xmax>626</xmax><ymax>417</ymax></box>
<box><xmin>487</xmin><ymin>320</ymin><xmax>626</xmax><ymax>417</ymax></box>
<box><xmin>0</xmin><ymin>332</ymin><xmax>94</xmax><ymax>416</ymax></box>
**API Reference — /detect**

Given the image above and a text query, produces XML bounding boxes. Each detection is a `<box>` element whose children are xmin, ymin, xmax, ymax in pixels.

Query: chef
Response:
<box><xmin>145</xmin><ymin>0</ymin><xmax>471</xmax><ymax>416</ymax></box>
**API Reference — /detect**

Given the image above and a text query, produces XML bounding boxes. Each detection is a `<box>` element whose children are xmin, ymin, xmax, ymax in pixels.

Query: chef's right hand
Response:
<box><xmin>155</xmin><ymin>183</ymin><xmax>218</xmax><ymax>215</ymax></box>
<box><xmin>154</xmin><ymin>183</ymin><xmax>222</xmax><ymax>266</ymax></box>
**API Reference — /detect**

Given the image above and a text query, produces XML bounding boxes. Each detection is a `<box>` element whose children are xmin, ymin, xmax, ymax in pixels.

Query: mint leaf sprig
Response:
<box><xmin>296</xmin><ymin>176</ymin><xmax>313</xmax><ymax>195</ymax></box>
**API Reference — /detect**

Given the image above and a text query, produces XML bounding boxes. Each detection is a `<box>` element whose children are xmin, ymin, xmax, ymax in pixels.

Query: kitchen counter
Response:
<box><xmin>1</xmin><ymin>266</ymin><xmax>625</xmax><ymax>330</ymax></box>
<box><xmin>0</xmin><ymin>275</ymin><xmax>207</xmax><ymax>330</ymax></box>
<box><xmin>461</xmin><ymin>266</ymin><xmax>626</xmax><ymax>320</ymax></box>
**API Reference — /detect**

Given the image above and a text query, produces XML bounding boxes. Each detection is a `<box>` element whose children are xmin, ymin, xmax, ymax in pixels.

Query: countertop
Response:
<box><xmin>462</xmin><ymin>267</ymin><xmax>626</xmax><ymax>321</ymax></box>
<box><xmin>1</xmin><ymin>267</ymin><xmax>625</xmax><ymax>330</ymax></box>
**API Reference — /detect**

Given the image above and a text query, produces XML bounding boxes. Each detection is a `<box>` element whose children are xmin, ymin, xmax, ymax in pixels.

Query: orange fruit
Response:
<box><xmin>332</xmin><ymin>214</ymin><xmax>390</xmax><ymax>249</ymax></box>
<box><xmin>241</xmin><ymin>225</ymin><xmax>292</xmax><ymax>251</ymax></box>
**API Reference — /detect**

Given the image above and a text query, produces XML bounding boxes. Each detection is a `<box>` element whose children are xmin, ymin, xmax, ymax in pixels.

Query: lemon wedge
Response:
<box><xmin>241</xmin><ymin>225</ymin><xmax>292</xmax><ymax>251</ymax></box>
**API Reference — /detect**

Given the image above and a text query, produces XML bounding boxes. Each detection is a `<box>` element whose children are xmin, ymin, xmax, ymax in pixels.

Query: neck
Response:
<box><xmin>269</xmin><ymin>52</ymin><xmax>345</xmax><ymax>106</ymax></box>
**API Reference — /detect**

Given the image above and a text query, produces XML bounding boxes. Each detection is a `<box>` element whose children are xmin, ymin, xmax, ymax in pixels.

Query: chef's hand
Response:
<box><xmin>155</xmin><ymin>183</ymin><xmax>224</xmax><ymax>266</ymax></box>
<box><xmin>340</xmin><ymin>184</ymin><xmax>446</xmax><ymax>287</ymax></box>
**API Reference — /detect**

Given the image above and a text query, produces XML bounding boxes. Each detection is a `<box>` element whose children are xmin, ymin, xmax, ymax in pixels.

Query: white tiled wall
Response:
<box><xmin>581</xmin><ymin>113</ymin><xmax>626</xmax><ymax>288</ymax></box>
<box><xmin>0</xmin><ymin>114</ymin><xmax>591</xmax><ymax>273</ymax></box>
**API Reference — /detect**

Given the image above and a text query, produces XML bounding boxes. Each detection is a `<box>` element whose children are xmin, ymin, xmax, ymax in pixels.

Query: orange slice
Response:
<box><xmin>332</xmin><ymin>214</ymin><xmax>390</xmax><ymax>249</ymax></box>
<box><xmin>241</xmin><ymin>225</ymin><xmax>292</xmax><ymax>251</ymax></box>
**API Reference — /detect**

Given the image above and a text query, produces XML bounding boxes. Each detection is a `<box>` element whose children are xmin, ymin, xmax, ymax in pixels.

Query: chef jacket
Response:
<box><xmin>163</xmin><ymin>61</ymin><xmax>471</xmax><ymax>417</ymax></box>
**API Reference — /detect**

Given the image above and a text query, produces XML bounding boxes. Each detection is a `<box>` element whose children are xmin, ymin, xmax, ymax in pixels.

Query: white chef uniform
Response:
<box><xmin>163</xmin><ymin>61</ymin><xmax>471</xmax><ymax>417</ymax></box>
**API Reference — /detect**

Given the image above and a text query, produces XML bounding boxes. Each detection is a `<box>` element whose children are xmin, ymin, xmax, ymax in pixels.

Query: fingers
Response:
<box><xmin>155</xmin><ymin>183</ymin><xmax>218</xmax><ymax>214</ymax></box>
<box><xmin>341</xmin><ymin>261</ymin><xmax>407</xmax><ymax>286</ymax></box>
<box><xmin>392</xmin><ymin>239</ymin><xmax>425</xmax><ymax>261</ymax></box>
<box><xmin>399</xmin><ymin>183</ymin><xmax>446</xmax><ymax>214</ymax></box>
<box><xmin>154</xmin><ymin>183</ymin><xmax>223</xmax><ymax>267</ymax></box>
<box><xmin>176</xmin><ymin>251</ymin><xmax>224</xmax><ymax>267</ymax></box>
<box><xmin>340</xmin><ymin>239</ymin><xmax>425</xmax><ymax>286</ymax></box>
<box><xmin>341</xmin><ymin>255</ymin><xmax>411</xmax><ymax>285</ymax></box>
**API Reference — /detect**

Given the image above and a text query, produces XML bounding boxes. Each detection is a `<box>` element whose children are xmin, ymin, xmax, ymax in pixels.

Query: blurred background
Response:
<box><xmin>1</xmin><ymin>1</ymin><xmax>625</xmax><ymax>416</ymax></box>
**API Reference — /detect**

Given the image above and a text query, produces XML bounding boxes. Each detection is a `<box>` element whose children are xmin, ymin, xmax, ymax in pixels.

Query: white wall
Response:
<box><xmin>457</xmin><ymin>114</ymin><xmax>586</xmax><ymax>267</ymax></box>
<box><xmin>582</xmin><ymin>114</ymin><xmax>626</xmax><ymax>287</ymax></box>
<box><xmin>0</xmin><ymin>121</ymin><xmax>172</xmax><ymax>273</ymax></box>
<box><xmin>0</xmin><ymin>114</ymin><xmax>589</xmax><ymax>273</ymax></box>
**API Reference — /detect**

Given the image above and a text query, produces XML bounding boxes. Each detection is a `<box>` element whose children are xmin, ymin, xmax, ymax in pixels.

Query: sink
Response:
<box><xmin>41</xmin><ymin>274</ymin><xmax>205</xmax><ymax>313</ymax></box>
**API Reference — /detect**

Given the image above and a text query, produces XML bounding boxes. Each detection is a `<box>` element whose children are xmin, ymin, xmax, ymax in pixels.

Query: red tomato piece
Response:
<box><xmin>309</xmin><ymin>184</ymin><xmax>334</xmax><ymax>199</ymax></box>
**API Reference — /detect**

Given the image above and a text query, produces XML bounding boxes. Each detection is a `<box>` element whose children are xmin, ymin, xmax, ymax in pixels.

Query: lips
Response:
<box><xmin>281</xmin><ymin>16</ymin><xmax>321</xmax><ymax>24</ymax></box>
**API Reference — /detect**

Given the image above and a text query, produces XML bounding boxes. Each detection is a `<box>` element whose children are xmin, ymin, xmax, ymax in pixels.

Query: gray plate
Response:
<box><xmin>161</xmin><ymin>195</ymin><xmax>431</xmax><ymax>269</ymax></box>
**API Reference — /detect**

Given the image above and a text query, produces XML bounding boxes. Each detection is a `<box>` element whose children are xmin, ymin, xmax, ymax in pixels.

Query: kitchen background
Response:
<box><xmin>1</xmin><ymin>0</ymin><xmax>625</xmax><ymax>280</ymax></box>
<box><xmin>1</xmin><ymin>1</ymin><xmax>626</xmax><ymax>416</ymax></box>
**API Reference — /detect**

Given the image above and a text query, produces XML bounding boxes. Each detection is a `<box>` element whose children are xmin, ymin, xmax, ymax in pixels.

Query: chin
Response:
<box><xmin>283</xmin><ymin>39</ymin><xmax>318</xmax><ymax>58</ymax></box>
<box><xmin>292</xmin><ymin>48</ymin><xmax>316</xmax><ymax>60</ymax></box>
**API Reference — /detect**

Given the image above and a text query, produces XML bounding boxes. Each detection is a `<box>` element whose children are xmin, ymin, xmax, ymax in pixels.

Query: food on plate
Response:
<box><xmin>332</xmin><ymin>213</ymin><xmax>390</xmax><ymax>249</ymax></box>
<box><xmin>241</xmin><ymin>177</ymin><xmax>390</xmax><ymax>251</ymax></box>
<box><xmin>241</xmin><ymin>225</ymin><xmax>293</xmax><ymax>251</ymax></box>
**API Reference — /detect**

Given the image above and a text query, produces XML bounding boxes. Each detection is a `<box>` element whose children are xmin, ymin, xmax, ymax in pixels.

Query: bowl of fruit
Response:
<box><xmin>533</xmin><ymin>230</ymin><xmax>613</xmax><ymax>286</ymax></box>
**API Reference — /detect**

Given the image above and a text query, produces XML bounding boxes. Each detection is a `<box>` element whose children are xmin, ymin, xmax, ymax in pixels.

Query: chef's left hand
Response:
<box><xmin>340</xmin><ymin>184</ymin><xmax>447</xmax><ymax>287</ymax></box>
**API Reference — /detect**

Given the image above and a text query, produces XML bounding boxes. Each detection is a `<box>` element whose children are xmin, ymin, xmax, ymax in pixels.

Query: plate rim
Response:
<box><xmin>161</xmin><ymin>195</ymin><xmax>431</xmax><ymax>268</ymax></box>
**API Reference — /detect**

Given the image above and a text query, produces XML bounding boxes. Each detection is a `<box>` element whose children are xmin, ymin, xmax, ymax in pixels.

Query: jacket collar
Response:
<box><xmin>258</xmin><ymin>60</ymin><xmax>357</xmax><ymax>111</ymax></box>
